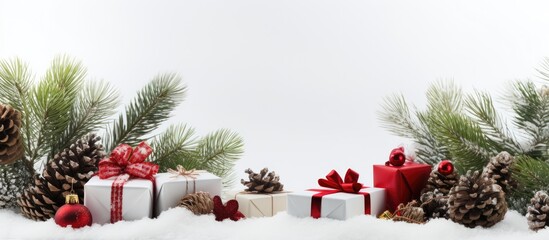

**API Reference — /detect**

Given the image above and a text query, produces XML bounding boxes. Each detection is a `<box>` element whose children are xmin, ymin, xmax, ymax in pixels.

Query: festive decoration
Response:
<box><xmin>0</xmin><ymin>104</ymin><xmax>23</xmax><ymax>165</ymax></box>
<box><xmin>386</xmin><ymin>147</ymin><xmax>406</xmax><ymax>167</ymax></box>
<box><xmin>448</xmin><ymin>170</ymin><xmax>507</xmax><ymax>228</ymax></box>
<box><xmin>97</xmin><ymin>142</ymin><xmax>158</xmax><ymax>223</ymax></box>
<box><xmin>155</xmin><ymin>170</ymin><xmax>221</xmax><ymax>217</ymax></box>
<box><xmin>421</xmin><ymin>161</ymin><xmax>458</xmax><ymax>196</ymax></box>
<box><xmin>484</xmin><ymin>151</ymin><xmax>515</xmax><ymax>194</ymax></box>
<box><xmin>241</xmin><ymin>168</ymin><xmax>283</xmax><ymax>193</ymax></box>
<box><xmin>374</xmin><ymin>161</ymin><xmax>431</xmax><ymax>212</ymax></box>
<box><xmin>233</xmin><ymin>191</ymin><xmax>288</xmax><ymax>218</ymax></box>
<box><xmin>419</xmin><ymin>189</ymin><xmax>448</xmax><ymax>219</ymax></box>
<box><xmin>212</xmin><ymin>195</ymin><xmax>244</xmax><ymax>221</ymax></box>
<box><xmin>287</xmin><ymin>169</ymin><xmax>386</xmax><ymax>220</ymax></box>
<box><xmin>378</xmin><ymin>67</ymin><xmax>549</xmax><ymax>212</ymax></box>
<box><xmin>392</xmin><ymin>200</ymin><xmax>425</xmax><ymax>224</ymax></box>
<box><xmin>437</xmin><ymin>160</ymin><xmax>454</xmax><ymax>176</ymax></box>
<box><xmin>54</xmin><ymin>191</ymin><xmax>92</xmax><ymax>228</ymax></box>
<box><xmin>179</xmin><ymin>192</ymin><xmax>214</xmax><ymax>215</ymax></box>
<box><xmin>18</xmin><ymin>134</ymin><xmax>105</xmax><ymax>221</ymax></box>
<box><xmin>527</xmin><ymin>191</ymin><xmax>549</xmax><ymax>231</ymax></box>
<box><xmin>0</xmin><ymin>56</ymin><xmax>243</xmax><ymax>209</ymax></box>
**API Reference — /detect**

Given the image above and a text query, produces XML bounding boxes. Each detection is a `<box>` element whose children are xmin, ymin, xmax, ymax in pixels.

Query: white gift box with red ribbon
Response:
<box><xmin>84</xmin><ymin>176</ymin><xmax>154</xmax><ymax>224</ymax></box>
<box><xmin>154</xmin><ymin>171</ymin><xmax>222</xmax><ymax>217</ymax></box>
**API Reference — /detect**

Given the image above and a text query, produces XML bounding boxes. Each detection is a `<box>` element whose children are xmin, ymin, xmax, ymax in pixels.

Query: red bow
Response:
<box><xmin>212</xmin><ymin>196</ymin><xmax>245</xmax><ymax>221</ymax></box>
<box><xmin>98</xmin><ymin>142</ymin><xmax>159</xmax><ymax>180</ymax></box>
<box><xmin>317</xmin><ymin>169</ymin><xmax>363</xmax><ymax>193</ymax></box>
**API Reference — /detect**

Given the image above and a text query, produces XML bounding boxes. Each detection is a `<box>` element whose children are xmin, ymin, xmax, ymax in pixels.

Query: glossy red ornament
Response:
<box><xmin>54</xmin><ymin>193</ymin><xmax>93</xmax><ymax>228</ymax></box>
<box><xmin>437</xmin><ymin>160</ymin><xmax>454</xmax><ymax>175</ymax></box>
<box><xmin>386</xmin><ymin>147</ymin><xmax>406</xmax><ymax>167</ymax></box>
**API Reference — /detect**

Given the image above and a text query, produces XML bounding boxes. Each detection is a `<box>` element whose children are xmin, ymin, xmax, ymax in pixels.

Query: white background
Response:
<box><xmin>2</xmin><ymin>0</ymin><xmax>549</xmax><ymax>190</ymax></box>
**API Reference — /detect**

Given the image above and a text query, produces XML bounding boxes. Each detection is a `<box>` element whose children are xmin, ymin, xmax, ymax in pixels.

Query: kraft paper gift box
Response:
<box><xmin>155</xmin><ymin>171</ymin><xmax>222</xmax><ymax>217</ymax></box>
<box><xmin>373</xmin><ymin>161</ymin><xmax>432</xmax><ymax>212</ymax></box>
<box><xmin>231</xmin><ymin>191</ymin><xmax>288</xmax><ymax>218</ymax></box>
<box><xmin>84</xmin><ymin>176</ymin><xmax>154</xmax><ymax>224</ymax></box>
<box><xmin>287</xmin><ymin>187</ymin><xmax>385</xmax><ymax>220</ymax></box>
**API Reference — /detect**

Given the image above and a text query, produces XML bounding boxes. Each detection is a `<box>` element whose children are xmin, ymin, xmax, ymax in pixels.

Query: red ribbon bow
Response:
<box><xmin>317</xmin><ymin>169</ymin><xmax>363</xmax><ymax>193</ymax></box>
<box><xmin>98</xmin><ymin>142</ymin><xmax>159</xmax><ymax>223</ymax></box>
<box><xmin>98</xmin><ymin>142</ymin><xmax>159</xmax><ymax>180</ymax></box>
<box><xmin>309</xmin><ymin>169</ymin><xmax>370</xmax><ymax>218</ymax></box>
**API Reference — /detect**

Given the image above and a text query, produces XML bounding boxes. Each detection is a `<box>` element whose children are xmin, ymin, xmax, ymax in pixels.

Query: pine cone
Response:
<box><xmin>484</xmin><ymin>151</ymin><xmax>515</xmax><ymax>193</ymax></box>
<box><xmin>0</xmin><ymin>104</ymin><xmax>23</xmax><ymax>165</ymax></box>
<box><xmin>448</xmin><ymin>170</ymin><xmax>507</xmax><ymax>228</ymax></box>
<box><xmin>241</xmin><ymin>168</ymin><xmax>283</xmax><ymax>193</ymax></box>
<box><xmin>421</xmin><ymin>169</ymin><xmax>459</xmax><ymax>196</ymax></box>
<box><xmin>527</xmin><ymin>191</ymin><xmax>549</xmax><ymax>231</ymax></box>
<box><xmin>392</xmin><ymin>200</ymin><xmax>425</xmax><ymax>224</ymax></box>
<box><xmin>179</xmin><ymin>192</ymin><xmax>214</xmax><ymax>215</ymax></box>
<box><xmin>18</xmin><ymin>134</ymin><xmax>105</xmax><ymax>221</ymax></box>
<box><xmin>0</xmin><ymin>161</ymin><xmax>32</xmax><ymax>209</ymax></box>
<box><xmin>420</xmin><ymin>189</ymin><xmax>449</xmax><ymax>219</ymax></box>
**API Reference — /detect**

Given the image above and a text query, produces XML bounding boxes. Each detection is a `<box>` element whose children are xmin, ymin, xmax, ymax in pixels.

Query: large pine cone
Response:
<box><xmin>179</xmin><ymin>192</ymin><xmax>214</xmax><ymax>215</ymax></box>
<box><xmin>0</xmin><ymin>104</ymin><xmax>23</xmax><ymax>165</ymax></box>
<box><xmin>448</xmin><ymin>170</ymin><xmax>507</xmax><ymax>228</ymax></box>
<box><xmin>484</xmin><ymin>151</ymin><xmax>514</xmax><ymax>193</ymax></box>
<box><xmin>420</xmin><ymin>189</ymin><xmax>449</xmax><ymax>219</ymax></box>
<box><xmin>18</xmin><ymin>134</ymin><xmax>105</xmax><ymax>221</ymax></box>
<box><xmin>0</xmin><ymin>161</ymin><xmax>32</xmax><ymax>209</ymax></box>
<box><xmin>527</xmin><ymin>191</ymin><xmax>549</xmax><ymax>231</ymax></box>
<box><xmin>421</xmin><ymin>169</ymin><xmax>459</xmax><ymax>196</ymax></box>
<box><xmin>241</xmin><ymin>168</ymin><xmax>283</xmax><ymax>193</ymax></box>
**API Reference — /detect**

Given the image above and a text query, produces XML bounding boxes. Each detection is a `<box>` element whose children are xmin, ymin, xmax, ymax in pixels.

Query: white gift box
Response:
<box><xmin>287</xmin><ymin>187</ymin><xmax>385</xmax><ymax>220</ymax></box>
<box><xmin>154</xmin><ymin>172</ymin><xmax>222</xmax><ymax>217</ymax></box>
<box><xmin>84</xmin><ymin>176</ymin><xmax>154</xmax><ymax>224</ymax></box>
<box><xmin>231</xmin><ymin>191</ymin><xmax>287</xmax><ymax>218</ymax></box>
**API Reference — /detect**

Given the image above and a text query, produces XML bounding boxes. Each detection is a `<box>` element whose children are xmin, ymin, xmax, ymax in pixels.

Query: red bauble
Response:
<box><xmin>437</xmin><ymin>160</ymin><xmax>454</xmax><ymax>175</ymax></box>
<box><xmin>54</xmin><ymin>194</ymin><xmax>92</xmax><ymax>228</ymax></box>
<box><xmin>387</xmin><ymin>147</ymin><xmax>406</xmax><ymax>166</ymax></box>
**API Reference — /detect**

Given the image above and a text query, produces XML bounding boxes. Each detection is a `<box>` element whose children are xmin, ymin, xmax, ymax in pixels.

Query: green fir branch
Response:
<box><xmin>510</xmin><ymin>81</ymin><xmax>549</xmax><ymax>159</ymax></box>
<box><xmin>149</xmin><ymin>124</ymin><xmax>198</xmax><ymax>171</ymax></box>
<box><xmin>193</xmin><ymin>129</ymin><xmax>244</xmax><ymax>186</ymax></box>
<box><xmin>28</xmin><ymin>56</ymin><xmax>85</xmax><ymax>163</ymax></box>
<box><xmin>105</xmin><ymin>73</ymin><xmax>186</xmax><ymax>151</ymax></box>
<box><xmin>465</xmin><ymin>90</ymin><xmax>522</xmax><ymax>154</ymax></box>
<box><xmin>51</xmin><ymin>80</ymin><xmax>120</xmax><ymax>156</ymax></box>
<box><xmin>511</xmin><ymin>155</ymin><xmax>549</xmax><ymax>213</ymax></box>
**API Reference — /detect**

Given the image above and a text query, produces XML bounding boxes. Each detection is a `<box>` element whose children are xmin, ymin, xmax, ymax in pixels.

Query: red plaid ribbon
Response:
<box><xmin>98</xmin><ymin>142</ymin><xmax>159</xmax><ymax>223</ymax></box>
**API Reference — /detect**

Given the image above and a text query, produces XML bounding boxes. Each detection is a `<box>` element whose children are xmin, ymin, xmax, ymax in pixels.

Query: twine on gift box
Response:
<box><xmin>168</xmin><ymin>165</ymin><xmax>206</xmax><ymax>194</ymax></box>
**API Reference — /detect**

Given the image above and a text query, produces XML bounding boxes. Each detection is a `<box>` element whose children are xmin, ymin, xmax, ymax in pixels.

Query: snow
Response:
<box><xmin>0</xmin><ymin>208</ymin><xmax>546</xmax><ymax>240</ymax></box>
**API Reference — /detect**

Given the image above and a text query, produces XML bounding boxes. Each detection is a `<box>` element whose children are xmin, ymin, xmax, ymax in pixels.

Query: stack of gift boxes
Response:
<box><xmin>83</xmin><ymin>144</ymin><xmax>432</xmax><ymax>223</ymax></box>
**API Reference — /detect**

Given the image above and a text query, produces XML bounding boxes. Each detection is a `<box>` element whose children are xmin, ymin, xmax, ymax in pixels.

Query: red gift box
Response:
<box><xmin>373</xmin><ymin>162</ymin><xmax>431</xmax><ymax>212</ymax></box>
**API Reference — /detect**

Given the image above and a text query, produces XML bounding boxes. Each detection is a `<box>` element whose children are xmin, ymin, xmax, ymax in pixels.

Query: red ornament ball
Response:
<box><xmin>387</xmin><ymin>147</ymin><xmax>406</xmax><ymax>167</ymax></box>
<box><xmin>54</xmin><ymin>194</ymin><xmax>92</xmax><ymax>228</ymax></box>
<box><xmin>437</xmin><ymin>160</ymin><xmax>454</xmax><ymax>175</ymax></box>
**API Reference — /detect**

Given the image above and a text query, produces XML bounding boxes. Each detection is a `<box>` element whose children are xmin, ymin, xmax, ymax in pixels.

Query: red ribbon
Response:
<box><xmin>98</xmin><ymin>142</ymin><xmax>159</xmax><ymax>223</ymax></box>
<box><xmin>309</xmin><ymin>169</ymin><xmax>370</xmax><ymax>218</ymax></box>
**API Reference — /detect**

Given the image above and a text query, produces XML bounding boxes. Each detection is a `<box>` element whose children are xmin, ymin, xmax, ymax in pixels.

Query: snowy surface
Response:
<box><xmin>0</xmin><ymin>208</ymin><xmax>546</xmax><ymax>240</ymax></box>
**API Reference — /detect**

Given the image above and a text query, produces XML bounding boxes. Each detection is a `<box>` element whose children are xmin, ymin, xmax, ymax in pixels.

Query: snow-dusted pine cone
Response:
<box><xmin>484</xmin><ymin>151</ymin><xmax>515</xmax><ymax>194</ymax></box>
<box><xmin>18</xmin><ymin>134</ymin><xmax>105</xmax><ymax>221</ymax></box>
<box><xmin>179</xmin><ymin>192</ymin><xmax>214</xmax><ymax>215</ymax></box>
<box><xmin>420</xmin><ymin>189</ymin><xmax>449</xmax><ymax>219</ymax></box>
<box><xmin>241</xmin><ymin>168</ymin><xmax>283</xmax><ymax>193</ymax></box>
<box><xmin>448</xmin><ymin>170</ymin><xmax>507</xmax><ymax>228</ymax></box>
<box><xmin>0</xmin><ymin>104</ymin><xmax>24</xmax><ymax>165</ymax></box>
<box><xmin>527</xmin><ymin>191</ymin><xmax>549</xmax><ymax>231</ymax></box>
<box><xmin>421</xmin><ymin>169</ymin><xmax>459</xmax><ymax>196</ymax></box>
<box><xmin>0</xmin><ymin>161</ymin><xmax>31</xmax><ymax>209</ymax></box>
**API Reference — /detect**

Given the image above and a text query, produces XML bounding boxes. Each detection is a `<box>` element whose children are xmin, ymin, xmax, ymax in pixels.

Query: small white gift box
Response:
<box><xmin>287</xmin><ymin>187</ymin><xmax>386</xmax><ymax>220</ymax></box>
<box><xmin>84</xmin><ymin>176</ymin><xmax>154</xmax><ymax>224</ymax></box>
<box><xmin>231</xmin><ymin>191</ymin><xmax>288</xmax><ymax>218</ymax></box>
<box><xmin>154</xmin><ymin>171</ymin><xmax>222</xmax><ymax>217</ymax></box>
